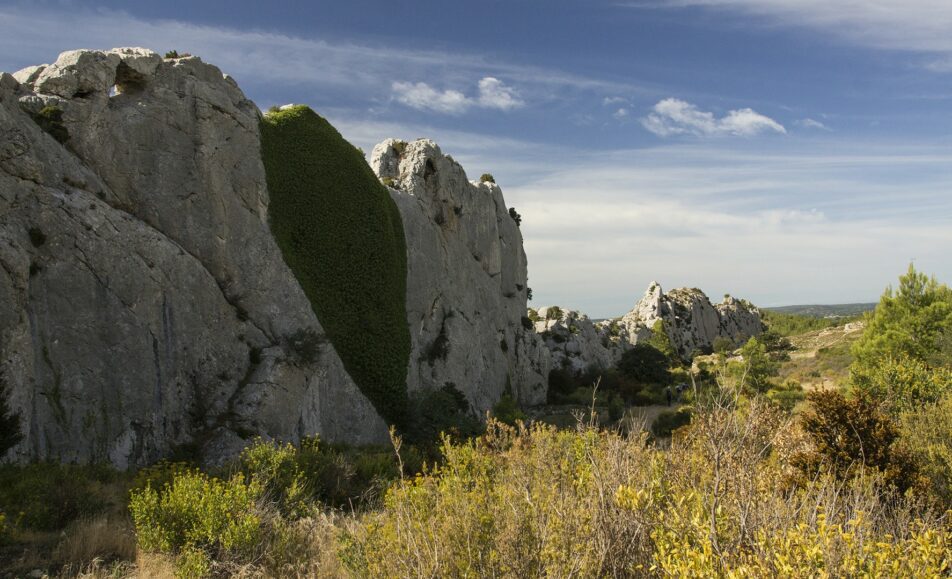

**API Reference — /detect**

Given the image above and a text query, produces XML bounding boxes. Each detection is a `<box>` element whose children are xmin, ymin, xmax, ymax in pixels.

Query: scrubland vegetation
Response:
<box><xmin>0</xmin><ymin>266</ymin><xmax>950</xmax><ymax>577</ymax></box>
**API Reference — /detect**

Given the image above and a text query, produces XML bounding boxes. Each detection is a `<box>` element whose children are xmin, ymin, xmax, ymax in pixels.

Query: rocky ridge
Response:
<box><xmin>0</xmin><ymin>48</ymin><xmax>550</xmax><ymax>467</ymax></box>
<box><xmin>535</xmin><ymin>282</ymin><xmax>763</xmax><ymax>373</ymax></box>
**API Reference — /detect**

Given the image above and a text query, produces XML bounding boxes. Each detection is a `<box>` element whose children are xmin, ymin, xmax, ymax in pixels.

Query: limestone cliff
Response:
<box><xmin>371</xmin><ymin>139</ymin><xmax>550</xmax><ymax>411</ymax></box>
<box><xmin>0</xmin><ymin>48</ymin><xmax>389</xmax><ymax>467</ymax></box>
<box><xmin>535</xmin><ymin>282</ymin><xmax>762</xmax><ymax>373</ymax></box>
<box><xmin>0</xmin><ymin>48</ymin><xmax>552</xmax><ymax>467</ymax></box>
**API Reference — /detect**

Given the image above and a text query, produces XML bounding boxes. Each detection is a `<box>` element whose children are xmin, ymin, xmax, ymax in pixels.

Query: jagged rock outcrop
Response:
<box><xmin>0</xmin><ymin>48</ymin><xmax>388</xmax><ymax>467</ymax></box>
<box><xmin>371</xmin><ymin>139</ymin><xmax>550</xmax><ymax>411</ymax></box>
<box><xmin>535</xmin><ymin>282</ymin><xmax>762</xmax><ymax>373</ymax></box>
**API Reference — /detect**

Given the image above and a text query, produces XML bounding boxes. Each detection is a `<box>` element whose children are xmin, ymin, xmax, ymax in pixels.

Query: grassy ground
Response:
<box><xmin>778</xmin><ymin>321</ymin><xmax>865</xmax><ymax>391</ymax></box>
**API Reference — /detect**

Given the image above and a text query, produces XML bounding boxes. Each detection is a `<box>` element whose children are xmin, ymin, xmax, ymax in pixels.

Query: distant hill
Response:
<box><xmin>763</xmin><ymin>303</ymin><xmax>876</xmax><ymax>318</ymax></box>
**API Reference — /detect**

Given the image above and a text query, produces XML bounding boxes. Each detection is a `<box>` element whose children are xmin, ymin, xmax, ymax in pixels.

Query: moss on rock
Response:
<box><xmin>260</xmin><ymin>105</ymin><xmax>410</xmax><ymax>427</ymax></box>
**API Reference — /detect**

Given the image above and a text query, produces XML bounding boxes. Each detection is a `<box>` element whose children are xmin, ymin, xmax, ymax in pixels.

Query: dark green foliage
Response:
<box><xmin>618</xmin><ymin>344</ymin><xmax>671</xmax><ymax>385</ymax></box>
<box><xmin>545</xmin><ymin>306</ymin><xmax>563</xmax><ymax>321</ymax></box>
<box><xmin>852</xmin><ymin>265</ymin><xmax>952</xmax><ymax>372</ymax></box>
<box><xmin>260</xmin><ymin>106</ymin><xmax>411</xmax><ymax>427</ymax></box>
<box><xmin>405</xmin><ymin>384</ymin><xmax>482</xmax><ymax>448</ymax></box>
<box><xmin>651</xmin><ymin>408</ymin><xmax>692</xmax><ymax>438</ymax></box>
<box><xmin>30</xmin><ymin>106</ymin><xmax>69</xmax><ymax>144</ymax></box>
<box><xmin>608</xmin><ymin>394</ymin><xmax>625</xmax><ymax>422</ymax></box>
<box><xmin>479</xmin><ymin>173</ymin><xmax>495</xmax><ymax>183</ymax></box>
<box><xmin>508</xmin><ymin>207</ymin><xmax>522</xmax><ymax>227</ymax></box>
<box><xmin>0</xmin><ymin>380</ymin><xmax>21</xmax><ymax>457</ymax></box>
<box><xmin>163</xmin><ymin>50</ymin><xmax>192</xmax><ymax>59</ymax></box>
<box><xmin>547</xmin><ymin>368</ymin><xmax>576</xmax><ymax>403</ymax></box>
<box><xmin>0</xmin><ymin>463</ymin><xmax>119</xmax><ymax>531</ymax></box>
<box><xmin>491</xmin><ymin>393</ymin><xmax>527</xmax><ymax>426</ymax></box>
<box><xmin>792</xmin><ymin>390</ymin><xmax>922</xmax><ymax>494</ymax></box>
<box><xmin>521</xmin><ymin>316</ymin><xmax>533</xmax><ymax>330</ymax></box>
<box><xmin>761</xmin><ymin>310</ymin><xmax>849</xmax><ymax>336</ymax></box>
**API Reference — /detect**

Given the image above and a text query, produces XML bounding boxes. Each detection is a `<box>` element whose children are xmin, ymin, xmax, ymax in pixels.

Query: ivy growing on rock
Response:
<box><xmin>260</xmin><ymin>105</ymin><xmax>411</xmax><ymax>427</ymax></box>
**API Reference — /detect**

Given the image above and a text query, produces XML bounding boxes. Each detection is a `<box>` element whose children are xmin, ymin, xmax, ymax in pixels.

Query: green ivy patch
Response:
<box><xmin>260</xmin><ymin>105</ymin><xmax>411</xmax><ymax>427</ymax></box>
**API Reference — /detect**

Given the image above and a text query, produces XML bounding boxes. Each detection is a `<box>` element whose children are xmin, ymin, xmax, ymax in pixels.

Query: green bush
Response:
<box><xmin>129</xmin><ymin>470</ymin><xmax>263</xmax><ymax>568</ymax></box>
<box><xmin>792</xmin><ymin>390</ymin><xmax>922</xmax><ymax>495</ymax></box>
<box><xmin>0</xmin><ymin>463</ymin><xmax>118</xmax><ymax>531</ymax></box>
<box><xmin>651</xmin><ymin>407</ymin><xmax>692</xmax><ymax>437</ymax></box>
<box><xmin>405</xmin><ymin>384</ymin><xmax>482</xmax><ymax>449</ymax></box>
<box><xmin>260</xmin><ymin>106</ymin><xmax>411</xmax><ymax>428</ymax></box>
<box><xmin>508</xmin><ymin>207</ymin><xmax>522</xmax><ymax>227</ymax></box>
<box><xmin>901</xmin><ymin>393</ymin><xmax>952</xmax><ymax>505</ymax></box>
<box><xmin>479</xmin><ymin>173</ymin><xmax>495</xmax><ymax>183</ymax></box>
<box><xmin>491</xmin><ymin>393</ymin><xmax>526</xmax><ymax>426</ymax></box>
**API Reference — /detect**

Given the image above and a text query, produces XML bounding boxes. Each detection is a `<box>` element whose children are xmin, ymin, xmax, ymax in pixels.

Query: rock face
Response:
<box><xmin>535</xmin><ymin>282</ymin><xmax>762</xmax><ymax>373</ymax></box>
<box><xmin>371</xmin><ymin>139</ymin><xmax>550</xmax><ymax>411</ymax></box>
<box><xmin>0</xmin><ymin>48</ymin><xmax>388</xmax><ymax>468</ymax></box>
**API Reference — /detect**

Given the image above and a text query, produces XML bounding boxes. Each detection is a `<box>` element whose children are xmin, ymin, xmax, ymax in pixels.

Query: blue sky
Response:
<box><xmin>2</xmin><ymin>0</ymin><xmax>951</xmax><ymax>317</ymax></box>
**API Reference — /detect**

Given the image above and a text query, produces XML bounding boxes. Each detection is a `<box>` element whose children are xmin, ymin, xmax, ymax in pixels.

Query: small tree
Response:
<box><xmin>618</xmin><ymin>344</ymin><xmax>671</xmax><ymax>385</ymax></box>
<box><xmin>480</xmin><ymin>173</ymin><xmax>495</xmax><ymax>183</ymax></box>
<box><xmin>508</xmin><ymin>207</ymin><xmax>522</xmax><ymax>227</ymax></box>
<box><xmin>732</xmin><ymin>337</ymin><xmax>778</xmax><ymax>393</ymax></box>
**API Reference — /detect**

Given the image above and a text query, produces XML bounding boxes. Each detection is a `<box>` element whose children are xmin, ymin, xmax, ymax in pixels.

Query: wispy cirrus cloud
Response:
<box><xmin>637</xmin><ymin>1</ymin><xmax>952</xmax><ymax>60</ymax></box>
<box><xmin>641</xmin><ymin>98</ymin><xmax>786</xmax><ymax>137</ymax></box>
<box><xmin>795</xmin><ymin>118</ymin><xmax>831</xmax><ymax>131</ymax></box>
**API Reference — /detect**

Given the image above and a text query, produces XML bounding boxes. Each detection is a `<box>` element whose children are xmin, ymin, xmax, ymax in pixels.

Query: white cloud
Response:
<box><xmin>392</xmin><ymin>82</ymin><xmax>471</xmax><ymax>114</ymax></box>
<box><xmin>641</xmin><ymin>98</ymin><xmax>786</xmax><ymax>137</ymax></box>
<box><xmin>653</xmin><ymin>0</ymin><xmax>952</xmax><ymax>56</ymax></box>
<box><xmin>477</xmin><ymin>77</ymin><xmax>524</xmax><ymax>110</ymax></box>
<box><xmin>796</xmin><ymin>118</ymin><xmax>831</xmax><ymax>131</ymax></box>
<box><xmin>391</xmin><ymin>77</ymin><xmax>523</xmax><ymax>114</ymax></box>
<box><xmin>613</xmin><ymin>107</ymin><xmax>630</xmax><ymax>119</ymax></box>
<box><xmin>603</xmin><ymin>96</ymin><xmax>629</xmax><ymax>105</ymax></box>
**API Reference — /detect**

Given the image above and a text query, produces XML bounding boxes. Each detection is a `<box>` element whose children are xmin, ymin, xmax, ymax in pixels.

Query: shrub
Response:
<box><xmin>792</xmin><ymin>390</ymin><xmax>922</xmax><ymax>494</ymax></box>
<box><xmin>712</xmin><ymin>336</ymin><xmax>733</xmax><ymax>355</ymax></box>
<box><xmin>129</xmin><ymin>470</ymin><xmax>263</xmax><ymax>571</ymax></box>
<box><xmin>261</xmin><ymin>106</ymin><xmax>411</xmax><ymax>428</ymax></box>
<box><xmin>479</xmin><ymin>173</ymin><xmax>495</xmax><ymax>183</ymax></box>
<box><xmin>648</xmin><ymin>319</ymin><xmax>679</xmax><ymax>362</ymax></box>
<box><xmin>508</xmin><ymin>207</ymin><xmax>521</xmax><ymax>227</ymax></box>
<box><xmin>544</xmin><ymin>306</ymin><xmax>564</xmax><ymax>321</ymax></box>
<box><xmin>404</xmin><ymin>384</ymin><xmax>482</xmax><ymax>448</ymax></box>
<box><xmin>852</xmin><ymin>353</ymin><xmax>952</xmax><ymax>415</ymax></box>
<box><xmin>901</xmin><ymin>393</ymin><xmax>952</xmax><ymax>505</ymax></box>
<box><xmin>730</xmin><ymin>337</ymin><xmax>779</xmax><ymax>393</ymax></box>
<box><xmin>651</xmin><ymin>407</ymin><xmax>692</xmax><ymax>438</ymax></box>
<box><xmin>0</xmin><ymin>463</ymin><xmax>118</xmax><ymax>532</ymax></box>
<box><xmin>766</xmin><ymin>380</ymin><xmax>805</xmax><ymax>412</ymax></box>
<box><xmin>608</xmin><ymin>394</ymin><xmax>625</xmax><ymax>422</ymax></box>
<box><xmin>491</xmin><ymin>393</ymin><xmax>526</xmax><ymax>426</ymax></box>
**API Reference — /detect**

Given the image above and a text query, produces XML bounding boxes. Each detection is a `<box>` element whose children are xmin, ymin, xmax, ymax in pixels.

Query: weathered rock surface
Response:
<box><xmin>371</xmin><ymin>139</ymin><xmax>550</xmax><ymax>411</ymax></box>
<box><xmin>0</xmin><ymin>48</ymin><xmax>388</xmax><ymax>468</ymax></box>
<box><xmin>535</xmin><ymin>282</ymin><xmax>762</xmax><ymax>373</ymax></box>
